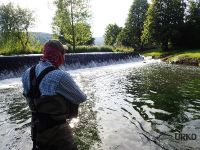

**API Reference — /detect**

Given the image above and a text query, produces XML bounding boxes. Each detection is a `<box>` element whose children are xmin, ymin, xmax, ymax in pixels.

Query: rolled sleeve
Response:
<box><xmin>56</xmin><ymin>72</ymin><xmax>87</xmax><ymax>104</ymax></box>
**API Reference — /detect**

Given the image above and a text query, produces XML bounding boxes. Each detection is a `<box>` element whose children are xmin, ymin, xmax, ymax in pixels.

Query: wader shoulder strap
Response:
<box><xmin>28</xmin><ymin>65</ymin><xmax>57</xmax><ymax>99</ymax></box>
<box><xmin>35</xmin><ymin>66</ymin><xmax>57</xmax><ymax>86</ymax></box>
<box><xmin>29</xmin><ymin>65</ymin><xmax>37</xmax><ymax>92</ymax></box>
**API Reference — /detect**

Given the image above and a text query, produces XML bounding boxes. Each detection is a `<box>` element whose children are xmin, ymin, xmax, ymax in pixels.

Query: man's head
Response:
<box><xmin>41</xmin><ymin>40</ymin><xmax>67</xmax><ymax>67</ymax></box>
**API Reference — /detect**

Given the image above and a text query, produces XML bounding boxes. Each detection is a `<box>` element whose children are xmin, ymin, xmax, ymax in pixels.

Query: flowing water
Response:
<box><xmin>0</xmin><ymin>59</ymin><xmax>200</xmax><ymax>150</ymax></box>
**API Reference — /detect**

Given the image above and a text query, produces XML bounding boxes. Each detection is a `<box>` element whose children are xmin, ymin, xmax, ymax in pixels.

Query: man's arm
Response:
<box><xmin>21</xmin><ymin>68</ymin><xmax>30</xmax><ymax>95</ymax></box>
<box><xmin>56</xmin><ymin>72</ymin><xmax>87</xmax><ymax>104</ymax></box>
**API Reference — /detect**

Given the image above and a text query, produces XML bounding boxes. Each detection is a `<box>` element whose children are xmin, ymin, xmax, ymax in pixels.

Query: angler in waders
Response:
<box><xmin>22</xmin><ymin>40</ymin><xmax>87</xmax><ymax>150</ymax></box>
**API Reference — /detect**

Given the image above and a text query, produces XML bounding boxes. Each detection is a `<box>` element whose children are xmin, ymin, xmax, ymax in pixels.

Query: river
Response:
<box><xmin>0</xmin><ymin>59</ymin><xmax>200</xmax><ymax>150</ymax></box>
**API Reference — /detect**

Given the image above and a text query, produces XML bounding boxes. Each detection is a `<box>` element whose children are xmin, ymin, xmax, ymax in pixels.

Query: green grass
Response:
<box><xmin>166</xmin><ymin>49</ymin><xmax>200</xmax><ymax>62</ymax></box>
<box><xmin>141</xmin><ymin>49</ymin><xmax>169</xmax><ymax>57</ymax></box>
<box><xmin>142</xmin><ymin>48</ymin><xmax>200</xmax><ymax>61</ymax></box>
<box><xmin>172</xmin><ymin>49</ymin><xmax>200</xmax><ymax>57</ymax></box>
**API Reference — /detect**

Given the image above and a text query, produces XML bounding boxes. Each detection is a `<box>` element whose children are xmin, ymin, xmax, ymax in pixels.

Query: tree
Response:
<box><xmin>181</xmin><ymin>0</ymin><xmax>200</xmax><ymax>48</ymax></box>
<box><xmin>141</xmin><ymin>0</ymin><xmax>185</xmax><ymax>51</ymax></box>
<box><xmin>0</xmin><ymin>2</ymin><xmax>35</xmax><ymax>51</ymax></box>
<box><xmin>124</xmin><ymin>0</ymin><xmax>148</xmax><ymax>49</ymax></box>
<box><xmin>53</xmin><ymin>0</ymin><xmax>92</xmax><ymax>51</ymax></box>
<box><xmin>104</xmin><ymin>24</ymin><xmax>122</xmax><ymax>46</ymax></box>
<box><xmin>116</xmin><ymin>27</ymin><xmax>133</xmax><ymax>47</ymax></box>
<box><xmin>187</xmin><ymin>0</ymin><xmax>200</xmax><ymax>23</ymax></box>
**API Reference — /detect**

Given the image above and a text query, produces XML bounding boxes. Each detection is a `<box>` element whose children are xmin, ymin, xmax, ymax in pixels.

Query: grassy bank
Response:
<box><xmin>141</xmin><ymin>48</ymin><xmax>200</xmax><ymax>66</ymax></box>
<box><xmin>141</xmin><ymin>49</ymin><xmax>170</xmax><ymax>58</ymax></box>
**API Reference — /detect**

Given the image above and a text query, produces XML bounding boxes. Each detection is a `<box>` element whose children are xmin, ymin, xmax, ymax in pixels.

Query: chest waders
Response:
<box><xmin>24</xmin><ymin>65</ymin><xmax>79</xmax><ymax>150</ymax></box>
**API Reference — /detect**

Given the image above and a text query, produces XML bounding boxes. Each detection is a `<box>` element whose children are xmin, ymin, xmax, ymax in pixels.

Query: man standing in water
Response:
<box><xmin>22</xmin><ymin>40</ymin><xmax>87</xmax><ymax>150</ymax></box>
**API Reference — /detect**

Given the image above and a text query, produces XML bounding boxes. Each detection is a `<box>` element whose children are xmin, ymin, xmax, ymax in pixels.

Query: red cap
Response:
<box><xmin>41</xmin><ymin>40</ymin><xmax>67</xmax><ymax>67</ymax></box>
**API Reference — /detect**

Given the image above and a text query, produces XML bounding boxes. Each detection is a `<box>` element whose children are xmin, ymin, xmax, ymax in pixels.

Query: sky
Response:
<box><xmin>0</xmin><ymin>0</ymin><xmax>150</xmax><ymax>37</ymax></box>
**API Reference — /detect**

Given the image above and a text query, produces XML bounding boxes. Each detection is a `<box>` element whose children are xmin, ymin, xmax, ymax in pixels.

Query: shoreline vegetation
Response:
<box><xmin>141</xmin><ymin>49</ymin><xmax>200</xmax><ymax>67</ymax></box>
<box><xmin>0</xmin><ymin>46</ymin><xmax>134</xmax><ymax>56</ymax></box>
<box><xmin>1</xmin><ymin>45</ymin><xmax>200</xmax><ymax>68</ymax></box>
<box><xmin>2</xmin><ymin>46</ymin><xmax>200</xmax><ymax>68</ymax></box>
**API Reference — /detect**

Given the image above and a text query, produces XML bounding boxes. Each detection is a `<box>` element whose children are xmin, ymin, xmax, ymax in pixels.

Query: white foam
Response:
<box><xmin>0</xmin><ymin>58</ymin><xmax>159</xmax><ymax>89</ymax></box>
<box><xmin>0</xmin><ymin>78</ymin><xmax>21</xmax><ymax>89</ymax></box>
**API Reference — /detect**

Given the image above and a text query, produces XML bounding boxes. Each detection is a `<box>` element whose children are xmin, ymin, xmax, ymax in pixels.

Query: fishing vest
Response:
<box><xmin>24</xmin><ymin>65</ymin><xmax>78</xmax><ymax>132</ymax></box>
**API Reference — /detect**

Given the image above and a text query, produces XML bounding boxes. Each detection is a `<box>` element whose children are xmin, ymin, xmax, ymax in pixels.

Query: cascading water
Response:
<box><xmin>0</xmin><ymin>52</ymin><xmax>142</xmax><ymax>80</ymax></box>
<box><xmin>0</xmin><ymin>53</ymin><xmax>200</xmax><ymax>150</ymax></box>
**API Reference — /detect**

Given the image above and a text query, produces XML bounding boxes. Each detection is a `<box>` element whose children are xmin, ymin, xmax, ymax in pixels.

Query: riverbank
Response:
<box><xmin>141</xmin><ymin>49</ymin><xmax>200</xmax><ymax>66</ymax></box>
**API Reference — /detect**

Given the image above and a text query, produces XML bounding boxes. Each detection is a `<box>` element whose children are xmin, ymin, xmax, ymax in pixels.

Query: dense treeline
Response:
<box><xmin>104</xmin><ymin>0</ymin><xmax>200</xmax><ymax>51</ymax></box>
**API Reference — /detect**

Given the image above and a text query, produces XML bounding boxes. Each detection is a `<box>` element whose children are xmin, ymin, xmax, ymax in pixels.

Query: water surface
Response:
<box><xmin>0</xmin><ymin>60</ymin><xmax>200</xmax><ymax>150</ymax></box>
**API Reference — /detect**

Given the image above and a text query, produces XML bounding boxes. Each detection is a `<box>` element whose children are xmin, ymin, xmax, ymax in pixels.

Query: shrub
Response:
<box><xmin>113</xmin><ymin>46</ymin><xmax>134</xmax><ymax>52</ymax></box>
<box><xmin>73</xmin><ymin>46</ymin><xmax>113</xmax><ymax>53</ymax></box>
<box><xmin>99</xmin><ymin>46</ymin><xmax>113</xmax><ymax>52</ymax></box>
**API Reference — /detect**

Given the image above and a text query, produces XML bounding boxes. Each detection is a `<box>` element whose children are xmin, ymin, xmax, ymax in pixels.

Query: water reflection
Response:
<box><xmin>74</xmin><ymin>100</ymin><xmax>101</xmax><ymax>150</ymax></box>
<box><xmin>124</xmin><ymin>63</ymin><xmax>200</xmax><ymax>149</ymax></box>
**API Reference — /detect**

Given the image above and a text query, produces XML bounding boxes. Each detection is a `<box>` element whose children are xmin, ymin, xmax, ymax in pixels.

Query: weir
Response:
<box><xmin>0</xmin><ymin>52</ymin><xmax>143</xmax><ymax>79</ymax></box>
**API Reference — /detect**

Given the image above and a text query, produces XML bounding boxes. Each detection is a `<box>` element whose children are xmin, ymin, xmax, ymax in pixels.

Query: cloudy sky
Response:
<box><xmin>0</xmin><ymin>0</ymin><xmax>150</xmax><ymax>37</ymax></box>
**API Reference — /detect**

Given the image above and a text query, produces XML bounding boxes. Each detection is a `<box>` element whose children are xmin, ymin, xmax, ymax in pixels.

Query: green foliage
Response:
<box><xmin>0</xmin><ymin>34</ymin><xmax>42</xmax><ymax>55</ymax></box>
<box><xmin>141</xmin><ymin>3</ymin><xmax>154</xmax><ymax>46</ymax></box>
<box><xmin>0</xmin><ymin>2</ymin><xmax>35</xmax><ymax>52</ymax></box>
<box><xmin>187</xmin><ymin>0</ymin><xmax>200</xmax><ymax>46</ymax></box>
<box><xmin>53</xmin><ymin>0</ymin><xmax>92</xmax><ymax>51</ymax></box>
<box><xmin>67</xmin><ymin>45</ymin><xmax>133</xmax><ymax>53</ymax></box>
<box><xmin>141</xmin><ymin>0</ymin><xmax>185</xmax><ymax>51</ymax></box>
<box><xmin>175</xmin><ymin>0</ymin><xmax>200</xmax><ymax>48</ymax></box>
<box><xmin>72</xmin><ymin>23</ymin><xmax>93</xmax><ymax>45</ymax></box>
<box><xmin>104</xmin><ymin>24</ymin><xmax>122</xmax><ymax>46</ymax></box>
<box><xmin>113</xmin><ymin>46</ymin><xmax>134</xmax><ymax>52</ymax></box>
<box><xmin>74</xmin><ymin>46</ymin><xmax>113</xmax><ymax>53</ymax></box>
<box><xmin>116</xmin><ymin>27</ymin><xmax>133</xmax><ymax>47</ymax></box>
<box><xmin>0</xmin><ymin>44</ymin><xmax>133</xmax><ymax>55</ymax></box>
<box><xmin>122</xmin><ymin>0</ymin><xmax>148</xmax><ymax>49</ymax></box>
<box><xmin>187</xmin><ymin>0</ymin><xmax>200</xmax><ymax>23</ymax></box>
<box><xmin>100</xmin><ymin>46</ymin><xmax>114</xmax><ymax>52</ymax></box>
